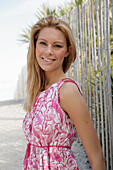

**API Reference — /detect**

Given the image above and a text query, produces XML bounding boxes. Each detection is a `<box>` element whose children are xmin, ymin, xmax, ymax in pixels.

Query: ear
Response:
<box><xmin>65</xmin><ymin>46</ymin><xmax>72</xmax><ymax>57</ymax></box>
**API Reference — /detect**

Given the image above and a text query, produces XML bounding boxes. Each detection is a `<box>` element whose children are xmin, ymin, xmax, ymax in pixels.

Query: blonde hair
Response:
<box><xmin>24</xmin><ymin>15</ymin><xmax>76</xmax><ymax>113</ymax></box>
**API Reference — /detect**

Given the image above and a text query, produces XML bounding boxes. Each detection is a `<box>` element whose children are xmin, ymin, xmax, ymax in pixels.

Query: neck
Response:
<box><xmin>44</xmin><ymin>70</ymin><xmax>66</xmax><ymax>87</ymax></box>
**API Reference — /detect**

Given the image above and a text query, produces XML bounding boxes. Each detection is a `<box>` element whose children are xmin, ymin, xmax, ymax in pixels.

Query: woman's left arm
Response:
<box><xmin>60</xmin><ymin>82</ymin><xmax>106</xmax><ymax>170</ymax></box>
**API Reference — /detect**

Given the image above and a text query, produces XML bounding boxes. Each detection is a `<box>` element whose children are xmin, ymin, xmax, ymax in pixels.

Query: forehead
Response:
<box><xmin>38</xmin><ymin>27</ymin><xmax>67</xmax><ymax>42</ymax></box>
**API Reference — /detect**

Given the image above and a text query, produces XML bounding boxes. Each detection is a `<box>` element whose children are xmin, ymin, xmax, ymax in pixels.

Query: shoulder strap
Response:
<box><xmin>62</xmin><ymin>78</ymin><xmax>83</xmax><ymax>96</ymax></box>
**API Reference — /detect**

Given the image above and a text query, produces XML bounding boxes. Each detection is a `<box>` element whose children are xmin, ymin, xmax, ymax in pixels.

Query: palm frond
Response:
<box><xmin>18</xmin><ymin>27</ymin><xmax>31</xmax><ymax>44</ymax></box>
<box><xmin>36</xmin><ymin>4</ymin><xmax>58</xmax><ymax>19</ymax></box>
<box><xmin>19</xmin><ymin>1</ymin><xmax>86</xmax><ymax>44</ymax></box>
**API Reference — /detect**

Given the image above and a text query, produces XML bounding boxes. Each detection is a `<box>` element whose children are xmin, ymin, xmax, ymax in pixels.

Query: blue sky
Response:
<box><xmin>0</xmin><ymin>0</ymin><xmax>70</xmax><ymax>101</ymax></box>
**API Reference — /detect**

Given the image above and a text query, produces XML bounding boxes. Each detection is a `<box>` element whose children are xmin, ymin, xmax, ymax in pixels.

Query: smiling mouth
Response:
<box><xmin>42</xmin><ymin>57</ymin><xmax>56</xmax><ymax>62</ymax></box>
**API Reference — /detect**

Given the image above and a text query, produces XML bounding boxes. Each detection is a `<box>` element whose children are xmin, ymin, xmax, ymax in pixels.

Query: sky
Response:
<box><xmin>0</xmin><ymin>0</ymin><xmax>70</xmax><ymax>101</ymax></box>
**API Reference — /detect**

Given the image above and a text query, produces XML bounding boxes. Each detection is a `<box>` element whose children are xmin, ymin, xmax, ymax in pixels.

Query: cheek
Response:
<box><xmin>36</xmin><ymin>46</ymin><xmax>43</xmax><ymax>58</ymax></box>
<box><xmin>56</xmin><ymin>50</ymin><xmax>67</xmax><ymax>58</ymax></box>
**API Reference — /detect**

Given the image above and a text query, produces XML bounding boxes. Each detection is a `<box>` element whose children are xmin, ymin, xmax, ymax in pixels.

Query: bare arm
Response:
<box><xmin>59</xmin><ymin>82</ymin><xmax>106</xmax><ymax>170</ymax></box>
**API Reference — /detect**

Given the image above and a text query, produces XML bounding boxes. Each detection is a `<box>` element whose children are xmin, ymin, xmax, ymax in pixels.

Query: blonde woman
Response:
<box><xmin>22</xmin><ymin>15</ymin><xmax>105</xmax><ymax>170</ymax></box>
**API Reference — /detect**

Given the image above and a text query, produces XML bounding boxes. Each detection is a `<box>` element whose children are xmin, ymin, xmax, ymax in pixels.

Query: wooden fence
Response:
<box><xmin>62</xmin><ymin>0</ymin><xmax>113</xmax><ymax>169</ymax></box>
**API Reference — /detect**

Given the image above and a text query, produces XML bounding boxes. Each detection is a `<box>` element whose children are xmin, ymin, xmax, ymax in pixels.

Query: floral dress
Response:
<box><xmin>22</xmin><ymin>78</ymin><xmax>83</xmax><ymax>170</ymax></box>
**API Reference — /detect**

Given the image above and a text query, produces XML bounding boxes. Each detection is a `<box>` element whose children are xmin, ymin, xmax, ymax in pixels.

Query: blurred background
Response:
<box><xmin>0</xmin><ymin>0</ymin><xmax>70</xmax><ymax>101</ymax></box>
<box><xmin>0</xmin><ymin>0</ymin><xmax>112</xmax><ymax>169</ymax></box>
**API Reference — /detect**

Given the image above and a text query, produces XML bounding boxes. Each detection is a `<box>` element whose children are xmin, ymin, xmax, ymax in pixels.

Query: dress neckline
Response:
<box><xmin>40</xmin><ymin>78</ymin><xmax>71</xmax><ymax>93</ymax></box>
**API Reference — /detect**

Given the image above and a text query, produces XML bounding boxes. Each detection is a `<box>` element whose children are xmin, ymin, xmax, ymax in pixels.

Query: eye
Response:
<box><xmin>54</xmin><ymin>44</ymin><xmax>62</xmax><ymax>48</ymax></box>
<box><xmin>39</xmin><ymin>42</ymin><xmax>47</xmax><ymax>46</ymax></box>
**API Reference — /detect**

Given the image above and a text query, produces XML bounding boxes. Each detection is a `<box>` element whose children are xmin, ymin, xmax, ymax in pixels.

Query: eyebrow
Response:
<box><xmin>38</xmin><ymin>38</ymin><xmax>65</xmax><ymax>45</ymax></box>
<box><xmin>38</xmin><ymin>38</ymin><xmax>47</xmax><ymax>41</ymax></box>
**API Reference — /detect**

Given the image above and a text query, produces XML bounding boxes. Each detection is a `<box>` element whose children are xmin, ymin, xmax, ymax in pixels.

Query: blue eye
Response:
<box><xmin>40</xmin><ymin>42</ymin><xmax>46</xmax><ymax>45</ymax></box>
<box><xmin>54</xmin><ymin>45</ymin><xmax>62</xmax><ymax>48</ymax></box>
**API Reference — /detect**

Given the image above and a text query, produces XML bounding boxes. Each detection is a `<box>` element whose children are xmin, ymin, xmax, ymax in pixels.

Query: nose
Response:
<box><xmin>45</xmin><ymin>45</ymin><xmax>53</xmax><ymax>55</ymax></box>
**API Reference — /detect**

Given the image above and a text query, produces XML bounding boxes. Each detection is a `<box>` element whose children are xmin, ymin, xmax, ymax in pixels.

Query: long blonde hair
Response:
<box><xmin>24</xmin><ymin>15</ymin><xmax>76</xmax><ymax>113</ymax></box>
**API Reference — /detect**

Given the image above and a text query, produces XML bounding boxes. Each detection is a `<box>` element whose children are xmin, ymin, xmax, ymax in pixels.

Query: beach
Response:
<box><xmin>0</xmin><ymin>103</ymin><xmax>26</xmax><ymax>170</ymax></box>
<box><xmin>0</xmin><ymin>101</ymin><xmax>90</xmax><ymax>170</ymax></box>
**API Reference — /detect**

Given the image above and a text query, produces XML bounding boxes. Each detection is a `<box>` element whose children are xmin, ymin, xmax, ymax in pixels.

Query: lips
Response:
<box><xmin>42</xmin><ymin>57</ymin><xmax>56</xmax><ymax>62</ymax></box>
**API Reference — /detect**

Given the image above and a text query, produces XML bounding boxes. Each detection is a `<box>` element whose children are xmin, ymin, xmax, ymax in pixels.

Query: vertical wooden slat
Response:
<box><xmin>82</xmin><ymin>4</ymin><xmax>86</xmax><ymax>98</ymax></box>
<box><xmin>106</xmin><ymin>0</ymin><xmax>113</xmax><ymax>169</ymax></box>
<box><xmin>75</xmin><ymin>7</ymin><xmax>81</xmax><ymax>86</ymax></box>
<box><xmin>79</xmin><ymin>5</ymin><xmax>83</xmax><ymax>92</ymax></box>
<box><xmin>81</xmin><ymin>4</ymin><xmax>85</xmax><ymax>95</ymax></box>
<box><xmin>63</xmin><ymin>13</ymin><xmax>70</xmax><ymax>79</ymax></box>
<box><xmin>95</xmin><ymin>0</ymin><xmax>105</xmax><ymax>157</ymax></box>
<box><xmin>84</xmin><ymin>3</ymin><xmax>89</xmax><ymax>104</ymax></box>
<box><xmin>103</xmin><ymin>2</ymin><xmax>109</xmax><ymax>168</ymax></box>
<box><xmin>87</xmin><ymin>0</ymin><xmax>93</xmax><ymax>119</ymax></box>
<box><xmin>90</xmin><ymin>0</ymin><xmax>100</xmax><ymax>139</ymax></box>
<box><xmin>99</xmin><ymin>0</ymin><xmax>110</xmax><ymax>169</ymax></box>
<box><xmin>68</xmin><ymin>12</ymin><xmax>73</xmax><ymax>79</ymax></box>
<box><xmin>72</xmin><ymin>8</ymin><xmax>79</xmax><ymax>82</ymax></box>
<box><xmin>90</xmin><ymin>0</ymin><xmax>96</xmax><ymax>130</ymax></box>
<box><xmin>85</xmin><ymin>1</ymin><xmax>89</xmax><ymax>101</ymax></box>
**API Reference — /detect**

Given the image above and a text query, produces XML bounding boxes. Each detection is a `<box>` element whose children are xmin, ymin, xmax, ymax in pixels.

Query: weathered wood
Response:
<box><xmin>111</xmin><ymin>0</ymin><xmax>113</xmax><ymax>35</ymax></box>
<box><xmin>95</xmin><ymin>0</ymin><xmax>105</xmax><ymax>157</ymax></box>
<box><xmin>106</xmin><ymin>0</ymin><xmax>113</xmax><ymax>169</ymax></box>
<box><xmin>84</xmin><ymin>3</ymin><xmax>89</xmax><ymax>104</ymax></box>
<box><xmin>90</xmin><ymin>0</ymin><xmax>96</xmax><ymax>130</ymax></box>
<box><xmin>99</xmin><ymin>0</ymin><xmax>109</xmax><ymax>169</ymax></box>
<box><xmin>87</xmin><ymin>0</ymin><xmax>93</xmax><ymax>119</ymax></box>
<box><xmin>65</xmin><ymin>0</ymin><xmax>113</xmax><ymax>168</ymax></box>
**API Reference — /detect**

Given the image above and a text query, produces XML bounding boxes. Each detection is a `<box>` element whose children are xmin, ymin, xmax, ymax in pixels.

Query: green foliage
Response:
<box><xmin>111</xmin><ymin>54</ymin><xmax>113</xmax><ymax>102</ymax></box>
<box><xmin>19</xmin><ymin>0</ymin><xmax>87</xmax><ymax>44</ymax></box>
<box><xmin>18</xmin><ymin>27</ymin><xmax>31</xmax><ymax>44</ymax></box>
<box><xmin>36</xmin><ymin>4</ymin><xmax>59</xmax><ymax>19</ymax></box>
<box><xmin>75</xmin><ymin>0</ymin><xmax>83</xmax><ymax>6</ymax></box>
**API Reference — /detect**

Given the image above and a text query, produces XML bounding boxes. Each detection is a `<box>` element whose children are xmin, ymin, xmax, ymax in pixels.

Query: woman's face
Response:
<box><xmin>35</xmin><ymin>27</ymin><xmax>70</xmax><ymax>74</ymax></box>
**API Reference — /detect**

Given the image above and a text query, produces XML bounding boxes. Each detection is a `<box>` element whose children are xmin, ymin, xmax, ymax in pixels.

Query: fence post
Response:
<box><xmin>106</xmin><ymin>0</ymin><xmax>113</xmax><ymax>169</ymax></box>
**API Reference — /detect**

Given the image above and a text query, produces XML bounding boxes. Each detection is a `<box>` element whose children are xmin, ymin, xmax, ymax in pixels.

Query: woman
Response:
<box><xmin>23</xmin><ymin>15</ymin><xmax>106</xmax><ymax>169</ymax></box>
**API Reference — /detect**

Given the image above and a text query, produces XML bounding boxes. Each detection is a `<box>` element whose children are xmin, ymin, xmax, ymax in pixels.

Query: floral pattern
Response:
<box><xmin>22</xmin><ymin>79</ymin><xmax>82</xmax><ymax>170</ymax></box>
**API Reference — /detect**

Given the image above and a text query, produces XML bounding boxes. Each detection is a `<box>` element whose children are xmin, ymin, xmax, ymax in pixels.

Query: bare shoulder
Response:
<box><xmin>60</xmin><ymin>82</ymin><xmax>82</xmax><ymax>100</ymax></box>
<box><xmin>59</xmin><ymin>82</ymin><xmax>84</xmax><ymax>113</ymax></box>
<box><xmin>60</xmin><ymin>82</ymin><xmax>105</xmax><ymax>170</ymax></box>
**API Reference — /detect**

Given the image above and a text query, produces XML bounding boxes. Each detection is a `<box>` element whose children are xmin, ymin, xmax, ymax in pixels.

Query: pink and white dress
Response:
<box><xmin>22</xmin><ymin>78</ymin><xmax>83</xmax><ymax>170</ymax></box>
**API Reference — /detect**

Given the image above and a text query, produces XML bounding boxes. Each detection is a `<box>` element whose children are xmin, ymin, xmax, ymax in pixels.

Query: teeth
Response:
<box><xmin>43</xmin><ymin>58</ymin><xmax>55</xmax><ymax>62</ymax></box>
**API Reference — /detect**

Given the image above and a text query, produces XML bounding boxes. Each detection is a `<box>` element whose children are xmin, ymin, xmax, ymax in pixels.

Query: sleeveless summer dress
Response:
<box><xmin>22</xmin><ymin>78</ymin><xmax>83</xmax><ymax>170</ymax></box>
